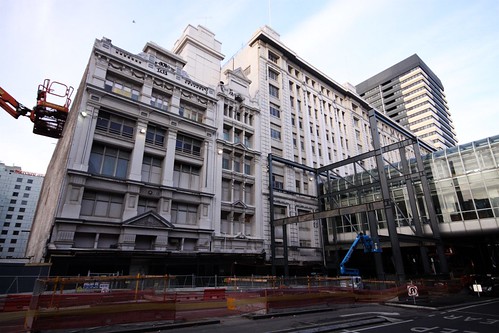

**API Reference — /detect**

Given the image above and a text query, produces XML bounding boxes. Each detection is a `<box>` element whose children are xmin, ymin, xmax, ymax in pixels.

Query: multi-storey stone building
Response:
<box><xmin>225</xmin><ymin>26</ymin><xmax>420</xmax><ymax>274</ymax></box>
<box><xmin>25</xmin><ymin>26</ymin><xmax>268</xmax><ymax>276</ymax></box>
<box><xmin>0</xmin><ymin>163</ymin><xmax>43</xmax><ymax>259</ymax></box>
<box><xmin>24</xmin><ymin>26</ymin><xmax>406</xmax><ymax>274</ymax></box>
<box><xmin>356</xmin><ymin>54</ymin><xmax>457</xmax><ymax>150</ymax></box>
<box><xmin>25</xmin><ymin>25</ymin><xmax>438</xmax><ymax>276</ymax></box>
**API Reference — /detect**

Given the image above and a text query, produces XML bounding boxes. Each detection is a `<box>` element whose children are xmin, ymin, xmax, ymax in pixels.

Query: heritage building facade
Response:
<box><xmin>26</xmin><ymin>25</ymin><xmax>406</xmax><ymax>275</ymax></box>
<box><xmin>26</xmin><ymin>25</ymin><xmax>496</xmax><ymax>278</ymax></box>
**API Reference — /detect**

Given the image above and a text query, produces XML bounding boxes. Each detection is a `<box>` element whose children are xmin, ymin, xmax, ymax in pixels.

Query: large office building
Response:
<box><xmin>0</xmin><ymin>163</ymin><xmax>43</xmax><ymax>259</ymax></box>
<box><xmin>25</xmin><ymin>25</ymin><xmax>497</xmax><ymax>279</ymax></box>
<box><xmin>25</xmin><ymin>25</ymin><xmax>409</xmax><ymax>276</ymax></box>
<box><xmin>356</xmin><ymin>54</ymin><xmax>458</xmax><ymax>150</ymax></box>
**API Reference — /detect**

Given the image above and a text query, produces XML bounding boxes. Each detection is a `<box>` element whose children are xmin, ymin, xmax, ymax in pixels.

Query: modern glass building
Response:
<box><xmin>320</xmin><ymin>134</ymin><xmax>499</xmax><ymax>277</ymax></box>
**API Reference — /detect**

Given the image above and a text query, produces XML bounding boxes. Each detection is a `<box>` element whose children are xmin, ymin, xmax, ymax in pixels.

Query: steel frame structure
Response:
<box><xmin>268</xmin><ymin>109</ymin><xmax>449</xmax><ymax>282</ymax></box>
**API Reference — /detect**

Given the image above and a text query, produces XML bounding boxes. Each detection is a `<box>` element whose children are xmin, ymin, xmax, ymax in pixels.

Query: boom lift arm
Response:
<box><xmin>340</xmin><ymin>233</ymin><xmax>382</xmax><ymax>276</ymax></box>
<box><xmin>0</xmin><ymin>79</ymin><xmax>74</xmax><ymax>138</ymax></box>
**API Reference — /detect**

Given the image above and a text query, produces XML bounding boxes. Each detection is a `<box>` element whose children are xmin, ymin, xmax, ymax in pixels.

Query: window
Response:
<box><xmin>23</xmin><ymin>193</ymin><xmax>29</xmax><ymax>198</ymax></box>
<box><xmin>96</xmin><ymin>110</ymin><xmax>135</xmax><ymax>139</ymax></box>
<box><xmin>269</xmin><ymin>104</ymin><xmax>280</xmax><ymax>118</ymax></box>
<box><xmin>145</xmin><ymin>126</ymin><xmax>165</xmax><ymax>147</ymax></box>
<box><xmin>12</xmin><ymin>192</ymin><xmax>19</xmax><ymax>197</ymax></box>
<box><xmin>270</xmin><ymin>128</ymin><xmax>281</xmax><ymax>140</ymax></box>
<box><xmin>223</xmin><ymin>127</ymin><xmax>230</xmax><ymax>141</ymax></box>
<box><xmin>89</xmin><ymin>144</ymin><xmax>130</xmax><ymax>178</ymax></box>
<box><xmin>222</xmin><ymin>180</ymin><xmax>231</xmax><ymax>201</ymax></box>
<box><xmin>173</xmin><ymin>162</ymin><xmax>201</xmax><ymax>189</ymax></box>
<box><xmin>17</xmin><ymin>215</ymin><xmax>23</xmax><ymax>220</ymax></box>
<box><xmin>269</xmin><ymin>84</ymin><xmax>279</xmax><ymax>98</ymax></box>
<box><xmin>81</xmin><ymin>191</ymin><xmax>123</xmax><ymax>218</ymax></box>
<box><xmin>174</xmin><ymin>163</ymin><xmax>201</xmax><ymax>176</ymax></box>
<box><xmin>268</xmin><ymin>68</ymin><xmax>279</xmax><ymax>81</ymax></box>
<box><xmin>21</xmin><ymin>200</ymin><xmax>27</xmax><ymax>205</ymax></box>
<box><xmin>27</xmin><ymin>179</ymin><xmax>33</xmax><ymax>184</ymax></box>
<box><xmin>243</xmin><ymin>133</ymin><xmax>252</xmax><ymax>148</ymax></box>
<box><xmin>137</xmin><ymin>197</ymin><xmax>158</xmax><ymax>215</ymax></box>
<box><xmin>19</xmin><ymin>208</ymin><xmax>25</xmax><ymax>213</ymax></box>
<box><xmin>222</xmin><ymin>152</ymin><xmax>231</xmax><ymax>170</ymax></box>
<box><xmin>12</xmin><ymin>231</ymin><xmax>19</xmax><ymax>235</ymax></box>
<box><xmin>268</xmin><ymin>51</ymin><xmax>279</xmax><ymax>63</ymax></box>
<box><xmin>14</xmin><ymin>185</ymin><xmax>20</xmax><ymax>189</ymax></box>
<box><xmin>25</xmin><ymin>186</ymin><xmax>31</xmax><ymax>191</ymax></box>
<box><xmin>245</xmin><ymin>184</ymin><xmax>254</xmax><ymax>205</ymax></box>
<box><xmin>176</xmin><ymin>134</ymin><xmax>202</xmax><ymax>156</ymax></box>
<box><xmin>9</xmin><ymin>199</ymin><xmax>16</xmax><ymax>204</ymax></box>
<box><xmin>16</xmin><ymin>178</ymin><xmax>22</xmax><ymax>182</ymax></box>
<box><xmin>272</xmin><ymin>174</ymin><xmax>284</xmax><ymax>189</ymax></box>
<box><xmin>150</xmin><ymin>93</ymin><xmax>169</xmax><ymax>111</ymax></box>
<box><xmin>171</xmin><ymin>202</ymin><xmax>198</xmax><ymax>225</ymax></box>
<box><xmin>105</xmin><ymin>77</ymin><xmax>140</xmax><ymax>100</ymax></box>
<box><xmin>233</xmin><ymin>181</ymin><xmax>242</xmax><ymax>201</ymax></box>
<box><xmin>7</xmin><ymin>207</ymin><xmax>14</xmax><ymax>211</ymax></box>
<box><xmin>6</xmin><ymin>214</ymin><xmax>12</xmax><ymax>219</ymax></box>
<box><xmin>179</xmin><ymin>103</ymin><xmax>204</xmax><ymax>123</ymax></box>
<box><xmin>233</xmin><ymin>129</ymin><xmax>242</xmax><ymax>144</ymax></box>
<box><xmin>233</xmin><ymin>155</ymin><xmax>242</xmax><ymax>173</ymax></box>
<box><xmin>141</xmin><ymin>155</ymin><xmax>162</xmax><ymax>183</ymax></box>
<box><xmin>15</xmin><ymin>223</ymin><xmax>21</xmax><ymax>228</ymax></box>
<box><xmin>244</xmin><ymin>157</ymin><xmax>252</xmax><ymax>175</ymax></box>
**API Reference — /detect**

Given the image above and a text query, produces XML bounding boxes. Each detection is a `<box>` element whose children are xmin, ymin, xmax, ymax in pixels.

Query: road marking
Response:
<box><xmin>445</xmin><ymin>299</ymin><xmax>499</xmax><ymax>313</ymax></box>
<box><xmin>340</xmin><ymin>311</ymin><xmax>400</xmax><ymax>317</ymax></box>
<box><xmin>339</xmin><ymin>319</ymin><xmax>415</xmax><ymax>332</ymax></box>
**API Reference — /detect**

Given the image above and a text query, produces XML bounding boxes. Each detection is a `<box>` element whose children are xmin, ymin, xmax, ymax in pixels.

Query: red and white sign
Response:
<box><xmin>407</xmin><ymin>284</ymin><xmax>419</xmax><ymax>297</ymax></box>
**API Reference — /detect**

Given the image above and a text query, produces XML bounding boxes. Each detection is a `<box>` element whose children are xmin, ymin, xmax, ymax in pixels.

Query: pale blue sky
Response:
<box><xmin>1</xmin><ymin>0</ymin><xmax>498</xmax><ymax>174</ymax></box>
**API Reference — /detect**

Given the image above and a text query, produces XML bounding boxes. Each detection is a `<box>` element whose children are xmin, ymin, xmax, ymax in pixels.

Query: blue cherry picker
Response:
<box><xmin>339</xmin><ymin>233</ymin><xmax>382</xmax><ymax>288</ymax></box>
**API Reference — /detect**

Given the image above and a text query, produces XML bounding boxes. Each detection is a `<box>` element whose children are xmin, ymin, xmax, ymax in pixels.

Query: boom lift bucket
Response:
<box><xmin>31</xmin><ymin>79</ymin><xmax>74</xmax><ymax>138</ymax></box>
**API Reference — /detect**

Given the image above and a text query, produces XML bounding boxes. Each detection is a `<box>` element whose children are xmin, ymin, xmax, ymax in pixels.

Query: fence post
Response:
<box><xmin>163</xmin><ymin>275</ymin><xmax>167</xmax><ymax>301</ymax></box>
<box><xmin>24</xmin><ymin>278</ymin><xmax>44</xmax><ymax>332</ymax></box>
<box><xmin>265</xmin><ymin>289</ymin><xmax>269</xmax><ymax>314</ymax></box>
<box><xmin>134</xmin><ymin>273</ymin><xmax>140</xmax><ymax>300</ymax></box>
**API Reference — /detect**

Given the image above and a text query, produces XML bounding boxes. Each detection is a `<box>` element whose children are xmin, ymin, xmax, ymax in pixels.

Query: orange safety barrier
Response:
<box><xmin>0</xmin><ymin>275</ymin><xmax>464</xmax><ymax>332</ymax></box>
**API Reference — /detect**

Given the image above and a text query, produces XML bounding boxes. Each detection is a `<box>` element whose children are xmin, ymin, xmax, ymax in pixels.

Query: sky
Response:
<box><xmin>1</xmin><ymin>0</ymin><xmax>498</xmax><ymax>174</ymax></box>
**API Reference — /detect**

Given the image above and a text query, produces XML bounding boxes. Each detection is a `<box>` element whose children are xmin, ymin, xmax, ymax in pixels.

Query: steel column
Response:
<box><xmin>369</xmin><ymin>110</ymin><xmax>406</xmax><ymax>281</ymax></box>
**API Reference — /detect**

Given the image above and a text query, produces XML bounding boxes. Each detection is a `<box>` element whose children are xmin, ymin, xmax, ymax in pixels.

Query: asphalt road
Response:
<box><xmin>363</xmin><ymin>298</ymin><xmax>499</xmax><ymax>333</ymax></box>
<box><xmin>151</xmin><ymin>299</ymin><xmax>499</xmax><ymax>333</ymax></box>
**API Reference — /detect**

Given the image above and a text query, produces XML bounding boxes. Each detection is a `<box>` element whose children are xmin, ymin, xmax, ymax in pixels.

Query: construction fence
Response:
<box><xmin>0</xmin><ymin>274</ymin><xmax>463</xmax><ymax>332</ymax></box>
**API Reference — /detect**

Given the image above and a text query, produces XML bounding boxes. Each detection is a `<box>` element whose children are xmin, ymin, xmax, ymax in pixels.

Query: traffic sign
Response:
<box><xmin>407</xmin><ymin>284</ymin><xmax>419</xmax><ymax>297</ymax></box>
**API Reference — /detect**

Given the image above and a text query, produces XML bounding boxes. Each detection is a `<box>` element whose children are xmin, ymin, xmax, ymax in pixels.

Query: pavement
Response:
<box><xmin>384</xmin><ymin>288</ymin><xmax>495</xmax><ymax>310</ymax></box>
<box><xmin>39</xmin><ymin>289</ymin><xmax>495</xmax><ymax>333</ymax></box>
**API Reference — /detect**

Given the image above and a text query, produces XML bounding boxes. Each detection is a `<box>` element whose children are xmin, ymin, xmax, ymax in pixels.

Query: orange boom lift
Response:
<box><xmin>0</xmin><ymin>79</ymin><xmax>74</xmax><ymax>138</ymax></box>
